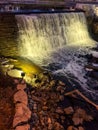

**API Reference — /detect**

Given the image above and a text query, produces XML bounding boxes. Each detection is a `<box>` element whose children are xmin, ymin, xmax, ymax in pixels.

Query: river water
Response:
<box><xmin>0</xmin><ymin>12</ymin><xmax>98</xmax><ymax>103</ymax></box>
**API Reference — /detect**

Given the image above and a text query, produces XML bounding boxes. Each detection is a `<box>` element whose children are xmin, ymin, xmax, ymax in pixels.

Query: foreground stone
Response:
<box><xmin>15</xmin><ymin>124</ymin><xmax>30</xmax><ymax>130</ymax></box>
<box><xmin>14</xmin><ymin>90</ymin><xmax>28</xmax><ymax>105</ymax></box>
<box><xmin>13</xmin><ymin>103</ymin><xmax>31</xmax><ymax>128</ymax></box>
<box><xmin>17</xmin><ymin>83</ymin><xmax>27</xmax><ymax>90</ymax></box>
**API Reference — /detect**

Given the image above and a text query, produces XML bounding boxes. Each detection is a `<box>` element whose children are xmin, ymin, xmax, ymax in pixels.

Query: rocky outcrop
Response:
<box><xmin>13</xmin><ymin>103</ymin><xmax>31</xmax><ymax>128</ymax></box>
<box><xmin>0</xmin><ymin>72</ymin><xmax>98</xmax><ymax>130</ymax></box>
<box><xmin>0</xmin><ymin>75</ymin><xmax>16</xmax><ymax>130</ymax></box>
<box><xmin>15</xmin><ymin>124</ymin><xmax>30</xmax><ymax>130</ymax></box>
<box><xmin>12</xmin><ymin>72</ymin><xmax>98</xmax><ymax>130</ymax></box>
<box><xmin>13</xmin><ymin>81</ymin><xmax>31</xmax><ymax>130</ymax></box>
<box><xmin>14</xmin><ymin>90</ymin><xmax>28</xmax><ymax>105</ymax></box>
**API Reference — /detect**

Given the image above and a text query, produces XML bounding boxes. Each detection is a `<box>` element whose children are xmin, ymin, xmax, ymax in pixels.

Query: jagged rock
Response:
<box><xmin>56</xmin><ymin>107</ymin><xmax>64</xmax><ymax>114</ymax></box>
<box><xmin>42</xmin><ymin>106</ymin><xmax>48</xmax><ymax>111</ymax></box>
<box><xmin>48</xmin><ymin>123</ymin><xmax>53</xmax><ymax>130</ymax></box>
<box><xmin>54</xmin><ymin>122</ymin><xmax>64</xmax><ymax>130</ymax></box>
<box><xmin>47</xmin><ymin>117</ymin><xmax>52</xmax><ymax>124</ymax></box>
<box><xmin>72</xmin><ymin>108</ymin><xmax>93</xmax><ymax>123</ymax></box>
<box><xmin>49</xmin><ymin>80</ymin><xmax>56</xmax><ymax>87</ymax></box>
<box><xmin>13</xmin><ymin>103</ymin><xmax>31</xmax><ymax>128</ymax></box>
<box><xmin>31</xmin><ymin>95</ymin><xmax>42</xmax><ymax>102</ymax></box>
<box><xmin>67</xmin><ymin>126</ymin><xmax>85</xmax><ymax>130</ymax></box>
<box><xmin>15</xmin><ymin>124</ymin><xmax>30</xmax><ymax>130</ymax></box>
<box><xmin>64</xmin><ymin>106</ymin><xmax>74</xmax><ymax>115</ymax></box>
<box><xmin>58</xmin><ymin>80</ymin><xmax>65</xmax><ymax>86</ymax></box>
<box><xmin>17</xmin><ymin>84</ymin><xmax>27</xmax><ymax>90</ymax></box>
<box><xmin>11</xmin><ymin>72</ymin><xmax>97</xmax><ymax>130</ymax></box>
<box><xmin>0</xmin><ymin>83</ymin><xmax>15</xmax><ymax>130</ymax></box>
<box><xmin>14</xmin><ymin>90</ymin><xmax>28</xmax><ymax>105</ymax></box>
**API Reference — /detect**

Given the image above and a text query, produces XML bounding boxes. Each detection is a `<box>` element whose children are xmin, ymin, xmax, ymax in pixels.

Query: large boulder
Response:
<box><xmin>13</xmin><ymin>103</ymin><xmax>31</xmax><ymax>128</ymax></box>
<box><xmin>14</xmin><ymin>90</ymin><xmax>28</xmax><ymax>105</ymax></box>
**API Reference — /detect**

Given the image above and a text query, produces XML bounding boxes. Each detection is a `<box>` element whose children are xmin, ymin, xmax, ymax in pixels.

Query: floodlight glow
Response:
<box><xmin>7</xmin><ymin>69</ymin><xmax>23</xmax><ymax>78</ymax></box>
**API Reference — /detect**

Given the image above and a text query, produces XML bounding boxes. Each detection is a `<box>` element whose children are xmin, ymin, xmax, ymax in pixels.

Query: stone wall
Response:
<box><xmin>0</xmin><ymin>14</ymin><xmax>19</xmax><ymax>56</ymax></box>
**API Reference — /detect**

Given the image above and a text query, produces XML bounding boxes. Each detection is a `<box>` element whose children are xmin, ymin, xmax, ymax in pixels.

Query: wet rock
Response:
<box><xmin>15</xmin><ymin>124</ymin><xmax>30</xmax><ymax>130</ymax></box>
<box><xmin>67</xmin><ymin>126</ymin><xmax>85</xmax><ymax>130</ymax></box>
<box><xmin>46</xmin><ymin>63</ymin><xmax>62</xmax><ymax>71</ymax></box>
<box><xmin>13</xmin><ymin>103</ymin><xmax>31</xmax><ymax>128</ymax></box>
<box><xmin>42</xmin><ymin>106</ymin><xmax>48</xmax><ymax>111</ymax></box>
<box><xmin>14</xmin><ymin>90</ymin><xmax>28</xmax><ymax>105</ymax></box>
<box><xmin>54</xmin><ymin>121</ymin><xmax>64</xmax><ymax>130</ymax></box>
<box><xmin>17</xmin><ymin>84</ymin><xmax>27</xmax><ymax>90</ymax></box>
<box><xmin>58</xmin><ymin>80</ymin><xmax>65</xmax><ymax>86</ymax></box>
<box><xmin>56</xmin><ymin>107</ymin><xmax>64</xmax><ymax>114</ymax></box>
<box><xmin>74</xmin><ymin>108</ymin><xmax>93</xmax><ymax>121</ymax></box>
<box><xmin>49</xmin><ymin>80</ymin><xmax>56</xmax><ymax>86</ymax></box>
<box><xmin>56</xmin><ymin>85</ymin><xmax>66</xmax><ymax>94</ymax></box>
<box><xmin>0</xmin><ymin>80</ymin><xmax>15</xmax><ymax>130</ymax></box>
<box><xmin>48</xmin><ymin>123</ymin><xmax>53</xmax><ymax>130</ymax></box>
<box><xmin>31</xmin><ymin>95</ymin><xmax>42</xmax><ymax>102</ymax></box>
<box><xmin>64</xmin><ymin>106</ymin><xmax>74</xmax><ymax>115</ymax></box>
<box><xmin>10</xmin><ymin>72</ymin><xmax>98</xmax><ymax>130</ymax></box>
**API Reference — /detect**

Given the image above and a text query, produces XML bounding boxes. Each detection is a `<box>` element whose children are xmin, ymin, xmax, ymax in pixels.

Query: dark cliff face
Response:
<box><xmin>0</xmin><ymin>14</ymin><xmax>19</xmax><ymax>56</ymax></box>
<box><xmin>92</xmin><ymin>18</ymin><xmax>98</xmax><ymax>42</ymax></box>
<box><xmin>87</xmin><ymin>16</ymin><xmax>98</xmax><ymax>42</ymax></box>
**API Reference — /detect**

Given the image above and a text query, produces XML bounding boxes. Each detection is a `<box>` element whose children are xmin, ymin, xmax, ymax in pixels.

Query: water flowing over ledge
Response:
<box><xmin>16</xmin><ymin>12</ymin><xmax>95</xmax><ymax>61</ymax></box>
<box><xmin>15</xmin><ymin>12</ymin><xmax>98</xmax><ymax>103</ymax></box>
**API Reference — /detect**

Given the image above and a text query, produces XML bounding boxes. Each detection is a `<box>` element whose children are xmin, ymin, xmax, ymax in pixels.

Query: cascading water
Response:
<box><xmin>16</xmin><ymin>12</ymin><xmax>94</xmax><ymax>61</ymax></box>
<box><xmin>16</xmin><ymin>12</ymin><xmax>98</xmax><ymax>103</ymax></box>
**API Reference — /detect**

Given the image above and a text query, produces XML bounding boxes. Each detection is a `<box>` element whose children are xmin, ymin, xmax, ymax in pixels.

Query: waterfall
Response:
<box><xmin>16</xmin><ymin>12</ymin><xmax>98</xmax><ymax>103</ymax></box>
<box><xmin>16</xmin><ymin>12</ymin><xmax>94</xmax><ymax>61</ymax></box>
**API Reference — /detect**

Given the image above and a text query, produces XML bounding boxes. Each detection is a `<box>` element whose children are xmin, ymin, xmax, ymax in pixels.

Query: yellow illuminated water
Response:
<box><xmin>9</xmin><ymin>57</ymin><xmax>43</xmax><ymax>74</ymax></box>
<box><xmin>1</xmin><ymin>57</ymin><xmax>43</xmax><ymax>78</ymax></box>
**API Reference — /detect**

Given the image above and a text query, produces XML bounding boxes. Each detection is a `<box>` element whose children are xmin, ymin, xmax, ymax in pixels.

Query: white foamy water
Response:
<box><xmin>16</xmin><ymin>12</ymin><xmax>95</xmax><ymax>60</ymax></box>
<box><xmin>16</xmin><ymin>12</ymin><xmax>98</xmax><ymax>102</ymax></box>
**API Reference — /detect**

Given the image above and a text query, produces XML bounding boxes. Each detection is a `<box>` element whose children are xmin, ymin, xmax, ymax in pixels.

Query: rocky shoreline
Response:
<box><xmin>0</xmin><ymin>75</ymin><xmax>15</xmax><ymax>130</ymax></box>
<box><xmin>13</xmin><ymin>74</ymin><xmax>98</xmax><ymax>130</ymax></box>
<box><xmin>0</xmin><ymin>71</ymin><xmax>98</xmax><ymax>130</ymax></box>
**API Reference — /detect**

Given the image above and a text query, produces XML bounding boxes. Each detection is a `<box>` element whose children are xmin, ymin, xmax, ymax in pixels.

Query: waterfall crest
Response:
<box><xmin>16</xmin><ymin>12</ymin><xmax>94</xmax><ymax>60</ymax></box>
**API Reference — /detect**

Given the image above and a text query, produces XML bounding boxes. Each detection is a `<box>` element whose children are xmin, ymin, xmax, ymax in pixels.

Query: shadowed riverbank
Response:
<box><xmin>0</xmin><ymin>14</ymin><xmax>18</xmax><ymax>56</ymax></box>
